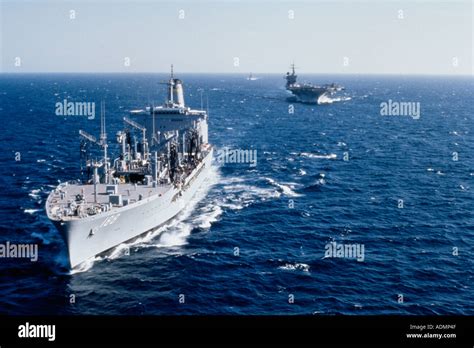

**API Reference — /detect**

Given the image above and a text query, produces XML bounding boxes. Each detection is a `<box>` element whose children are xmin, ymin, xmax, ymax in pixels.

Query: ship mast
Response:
<box><xmin>152</xmin><ymin>101</ymin><xmax>156</xmax><ymax>145</ymax></box>
<box><xmin>168</xmin><ymin>64</ymin><xmax>174</xmax><ymax>104</ymax></box>
<box><xmin>100</xmin><ymin>101</ymin><xmax>109</xmax><ymax>184</ymax></box>
<box><xmin>78</xmin><ymin>101</ymin><xmax>108</xmax><ymax>187</ymax></box>
<box><xmin>285</xmin><ymin>63</ymin><xmax>298</xmax><ymax>88</ymax></box>
<box><xmin>123</xmin><ymin>117</ymin><xmax>148</xmax><ymax>161</ymax></box>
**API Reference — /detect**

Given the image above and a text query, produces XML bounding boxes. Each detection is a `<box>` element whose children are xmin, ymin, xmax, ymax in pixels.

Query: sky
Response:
<box><xmin>1</xmin><ymin>0</ymin><xmax>472</xmax><ymax>75</ymax></box>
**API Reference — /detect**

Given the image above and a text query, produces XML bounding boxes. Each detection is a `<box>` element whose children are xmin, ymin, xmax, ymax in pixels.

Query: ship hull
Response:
<box><xmin>287</xmin><ymin>88</ymin><xmax>329</xmax><ymax>104</ymax></box>
<box><xmin>55</xmin><ymin>150</ymin><xmax>213</xmax><ymax>268</ymax></box>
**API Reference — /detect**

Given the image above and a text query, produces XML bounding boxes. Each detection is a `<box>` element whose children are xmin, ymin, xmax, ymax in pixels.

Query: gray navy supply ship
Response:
<box><xmin>46</xmin><ymin>66</ymin><xmax>213</xmax><ymax>268</ymax></box>
<box><xmin>285</xmin><ymin>64</ymin><xmax>344</xmax><ymax>104</ymax></box>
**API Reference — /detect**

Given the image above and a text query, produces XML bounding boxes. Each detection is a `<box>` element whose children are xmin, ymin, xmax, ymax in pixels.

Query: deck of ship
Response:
<box><xmin>46</xmin><ymin>182</ymin><xmax>172</xmax><ymax>220</ymax></box>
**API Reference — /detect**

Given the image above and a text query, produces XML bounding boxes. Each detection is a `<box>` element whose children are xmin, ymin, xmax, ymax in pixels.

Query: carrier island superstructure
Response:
<box><xmin>285</xmin><ymin>64</ymin><xmax>344</xmax><ymax>103</ymax></box>
<box><xmin>46</xmin><ymin>67</ymin><xmax>213</xmax><ymax>268</ymax></box>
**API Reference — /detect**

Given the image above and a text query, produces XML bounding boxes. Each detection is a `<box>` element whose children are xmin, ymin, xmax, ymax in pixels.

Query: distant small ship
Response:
<box><xmin>247</xmin><ymin>73</ymin><xmax>258</xmax><ymax>81</ymax></box>
<box><xmin>285</xmin><ymin>64</ymin><xmax>344</xmax><ymax>103</ymax></box>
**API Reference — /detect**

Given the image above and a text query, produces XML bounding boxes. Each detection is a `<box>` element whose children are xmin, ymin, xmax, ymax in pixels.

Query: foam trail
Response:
<box><xmin>264</xmin><ymin>177</ymin><xmax>302</xmax><ymax>197</ymax></box>
<box><xmin>195</xmin><ymin>205</ymin><xmax>223</xmax><ymax>229</ymax></box>
<box><xmin>70</xmin><ymin>256</ymin><xmax>102</xmax><ymax>274</ymax></box>
<box><xmin>318</xmin><ymin>95</ymin><xmax>352</xmax><ymax>105</ymax></box>
<box><xmin>156</xmin><ymin>222</ymin><xmax>192</xmax><ymax>247</ymax></box>
<box><xmin>222</xmin><ymin>183</ymin><xmax>281</xmax><ymax>201</ymax></box>
<box><xmin>300</xmin><ymin>152</ymin><xmax>337</xmax><ymax>159</ymax></box>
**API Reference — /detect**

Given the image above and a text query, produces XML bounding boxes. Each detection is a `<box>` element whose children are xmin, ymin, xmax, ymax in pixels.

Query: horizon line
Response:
<box><xmin>0</xmin><ymin>71</ymin><xmax>472</xmax><ymax>77</ymax></box>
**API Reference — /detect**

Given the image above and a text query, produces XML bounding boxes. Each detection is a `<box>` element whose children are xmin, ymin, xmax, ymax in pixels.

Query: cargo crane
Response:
<box><xmin>123</xmin><ymin>116</ymin><xmax>148</xmax><ymax>162</ymax></box>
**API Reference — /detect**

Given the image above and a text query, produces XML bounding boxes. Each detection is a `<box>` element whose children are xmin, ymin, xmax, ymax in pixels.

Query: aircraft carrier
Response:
<box><xmin>46</xmin><ymin>66</ymin><xmax>213</xmax><ymax>268</ymax></box>
<box><xmin>285</xmin><ymin>64</ymin><xmax>344</xmax><ymax>103</ymax></box>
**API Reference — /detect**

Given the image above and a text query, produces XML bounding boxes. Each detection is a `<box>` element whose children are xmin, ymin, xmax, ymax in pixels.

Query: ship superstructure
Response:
<box><xmin>46</xmin><ymin>66</ymin><xmax>213</xmax><ymax>268</ymax></box>
<box><xmin>285</xmin><ymin>64</ymin><xmax>344</xmax><ymax>103</ymax></box>
<box><xmin>247</xmin><ymin>73</ymin><xmax>258</xmax><ymax>81</ymax></box>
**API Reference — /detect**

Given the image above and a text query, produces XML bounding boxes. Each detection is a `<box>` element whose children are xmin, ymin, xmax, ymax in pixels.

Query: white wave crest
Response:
<box><xmin>300</xmin><ymin>152</ymin><xmax>337</xmax><ymax>159</ymax></box>
<box><xmin>264</xmin><ymin>177</ymin><xmax>302</xmax><ymax>197</ymax></box>
<box><xmin>317</xmin><ymin>95</ymin><xmax>351</xmax><ymax>105</ymax></box>
<box><xmin>195</xmin><ymin>205</ymin><xmax>223</xmax><ymax>229</ymax></box>
<box><xmin>278</xmin><ymin>263</ymin><xmax>310</xmax><ymax>272</ymax></box>
<box><xmin>70</xmin><ymin>256</ymin><xmax>102</xmax><ymax>274</ymax></box>
<box><xmin>29</xmin><ymin>188</ymin><xmax>42</xmax><ymax>200</ymax></box>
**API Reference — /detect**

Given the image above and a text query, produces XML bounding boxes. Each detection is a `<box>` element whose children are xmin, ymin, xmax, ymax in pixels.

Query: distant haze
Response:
<box><xmin>1</xmin><ymin>0</ymin><xmax>472</xmax><ymax>75</ymax></box>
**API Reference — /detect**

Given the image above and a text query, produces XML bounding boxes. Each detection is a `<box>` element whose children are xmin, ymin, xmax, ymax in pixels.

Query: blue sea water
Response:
<box><xmin>0</xmin><ymin>73</ymin><xmax>472</xmax><ymax>315</ymax></box>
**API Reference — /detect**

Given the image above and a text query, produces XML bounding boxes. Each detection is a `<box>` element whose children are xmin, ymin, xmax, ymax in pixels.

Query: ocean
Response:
<box><xmin>0</xmin><ymin>73</ymin><xmax>472</xmax><ymax>315</ymax></box>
